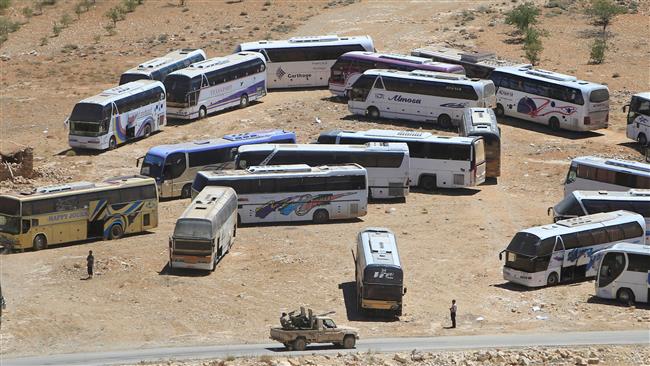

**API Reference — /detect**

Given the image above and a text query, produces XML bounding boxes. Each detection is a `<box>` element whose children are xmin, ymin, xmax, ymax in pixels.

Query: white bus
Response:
<box><xmin>624</xmin><ymin>92</ymin><xmax>650</xmax><ymax>145</ymax></box>
<box><xmin>164</xmin><ymin>52</ymin><xmax>267</xmax><ymax>120</ymax></box>
<box><xmin>138</xmin><ymin>130</ymin><xmax>296</xmax><ymax>199</ymax></box>
<box><xmin>550</xmin><ymin>190</ymin><xmax>650</xmax><ymax>241</ymax></box>
<box><xmin>235</xmin><ymin>142</ymin><xmax>410</xmax><ymax>199</ymax></box>
<box><xmin>347</xmin><ymin>69</ymin><xmax>496</xmax><ymax>128</ymax></box>
<box><xmin>594</xmin><ymin>243</ymin><xmax>650</xmax><ymax>305</ymax></box>
<box><xmin>67</xmin><ymin>80</ymin><xmax>166</xmax><ymax>150</ymax></box>
<box><xmin>459</xmin><ymin>108</ymin><xmax>501</xmax><ymax>179</ymax></box>
<box><xmin>564</xmin><ymin>156</ymin><xmax>650</xmax><ymax>197</ymax></box>
<box><xmin>192</xmin><ymin>164</ymin><xmax>368</xmax><ymax>225</ymax></box>
<box><xmin>353</xmin><ymin>227</ymin><xmax>406</xmax><ymax>316</ymax></box>
<box><xmin>317</xmin><ymin>129</ymin><xmax>486</xmax><ymax>190</ymax></box>
<box><xmin>499</xmin><ymin>210</ymin><xmax>645</xmax><ymax>288</ymax></box>
<box><xmin>119</xmin><ymin>48</ymin><xmax>206</xmax><ymax>85</ymax></box>
<box><xmin>169</xmin><ymin>187</ymin><xmax>237</xmax><ymax>271</ymax></box>
<box><xmin>490</xmin><ymin>66</ymin><xmax>610</xmax><ymax>131</ymax></box>
<box><xmin>235</xmin><ymin>35</ymin><xmax>374</xmax><ymax>89</ymax></box>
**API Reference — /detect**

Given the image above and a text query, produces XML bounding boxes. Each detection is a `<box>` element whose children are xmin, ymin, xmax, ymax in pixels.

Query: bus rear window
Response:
<box><xmin>119</xmin><ymin>73</ymin><xmax>149</xmax><ymax>85</ymax></box>
<box><xmin>0</xmin><ymin>197</ymin><xmax>20</xmax><ymax>215</ymax></box>
<box><xmin>589</xmin><ymin>89</ymin><xmax>609</xmax><ymax>103</ymax></box>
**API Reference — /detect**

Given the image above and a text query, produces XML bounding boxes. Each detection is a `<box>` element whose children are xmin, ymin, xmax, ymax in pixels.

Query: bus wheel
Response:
<box><xmin>546</xmin><ymin>272</ymin><xmax>559</xmax><ymax>286</ymax></box>
<box><xmin>239</xmin><ymin>94</ymin><xmax>249</xmax><ymax>108</ymax></box>
<box><xmin>108</xmin><ymin>136</ymin><xmax>117</xmax><ymax>150</ymax></box>
<box><xmin>312</xmin><ymin>209</ymin><xmax>329</xmax><ymax>224</ymax></box>
<box><xmin>549</xmin><ymin>117</ymin><xmax>560</xmax><ymax>131</ymax></box>
<box><xmin>198</xmin><ymin>106</ymin><xmax>207</xmax><ymax>120</ymax></box>
<box><xmin>495</xmin><ymin>104</ymin><xmax>505</xmax><ymax>117</ymax></box>
<box><xmin>342</xmin><ymin>335</ymin><xmax>356</xmax><ymax>349</ymax></box>
<box><xmin>419</xmin><ymin>176</ymin><xmax>436</xmax><ymax>191</ymax></box>
<box><xmin>367</xmin><ymin>106</ymin><xmax>380</xmax><ymax>119</ymax></box>
<box><xmin>438</xmin><ymin>114</ymin><xmax>452</xmax><ymax>129</ymax></box>
<box><xmin>181</xmin><ymin>184</ymin><xmax>192</xmax><ymax>199</ymax></box>
<box><xmin>638</xmin><ymin>133</ymin><xmax>647</xmax><ymax>146</ymax></box>
<box><xmin>143</xmin><ymin>124</ymin><xmax>151</xmax><ymax>137</ymax></box>
<box><xmin>109</xmin><ymin>224</ymin><xmax>124</xmax><ymax>240</ymax></box>
<box><xmin>617</xmin><ymin>288</ymin><xmax>635</xmax><ymax>306</ymax></box>
<box><xmin>33</xmin><ymin>234</ymin><xmax>47</xmax><ymax>251</ymax></box>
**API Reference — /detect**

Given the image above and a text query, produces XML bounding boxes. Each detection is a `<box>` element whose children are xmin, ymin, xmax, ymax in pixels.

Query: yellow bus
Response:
<box><xmin>0</xmin><ymin>175</ymin><xmax>158</xmax><ymax>252</ymax></box>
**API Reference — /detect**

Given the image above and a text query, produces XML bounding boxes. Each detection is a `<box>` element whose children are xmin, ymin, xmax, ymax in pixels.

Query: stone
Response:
<box><xmin>393</xmin><ymin>354</ymin><xmax>407</xmax><ymax>364</ymax></box>
<box><xmin>587</xmin><ymin>358</ymin><xmax>600</xmax><ymax>365</ymax></box>
<box><xmin>575</xmin><ymin>356</ymin><xmax>587</xmax><ymax>365</ymax></box>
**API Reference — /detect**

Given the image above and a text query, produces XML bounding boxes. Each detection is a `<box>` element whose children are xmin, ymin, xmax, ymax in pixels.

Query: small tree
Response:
<box><xmin>505</xmin><ymin>1</ymin><xmax>540</xmax><ymax>33</ymax></box>
<box><xmin>122</xmin><ymin>0</ymin><xmax>137</xmax><ymax>13</ymax></box>
<box><xmin>0</xmin><ymin>0</ymin><xmax>12</xmax><ymax>12</ymax></box>
<box><xmin>589</xmin><ymin>37</ymin><xmax>608</xmax><ymax>64</ymax></box>
<box><xmin>60</xmin><ymin>13</ymin><xmax>72</xmax><ymax>27</ymax></box>
<box><xmin>105</xmin><ymin>6</ymin><xmax>124</xmax><ymax>25</ymax></box>
<box><xmin>585</xmin><ymin>0</ymin><xmax>625</xmax><ymax>33</ymax></box>
<box><xmin>523</xmin><ymin>27</ymin><xmax>544</xmax><ymax>65</ymax></box>
<box><xmin>22</xmin><ymin>6</ymin><xmax>34</xmax><ymax>18</ymax></box>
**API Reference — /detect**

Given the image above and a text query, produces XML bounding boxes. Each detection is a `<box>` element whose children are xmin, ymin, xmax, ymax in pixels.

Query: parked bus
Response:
<box><xmin>119</xmin><ymin>49</ymin><xmax>206</xmax><ymax>85</ymax></box>
<box><xmin>235</xmin><ymin>35</ymin><xmax>374</xmax><ymax>88</ymax></box>
<box><xmin>353</xmin><ymin>227</ymin><xmax>406</xmax><ymax>316</ymax></box>
<box><xmin>164</xmin><ymin>52</ymin><xmax>267</xmax><ymax>120</ymax></box>
<box><xmin>235</xmin><ymin>142</ymin><xmax>410</xmax><ymax>199</ymax></box>
<box><xmin>499</xmin><ymin>210</ymin><xmax>645</xmax><ymax>288</ymax></box>
<box><xmin>0</xmin><ymin>175</ymin><xmax>158</xmax><ymax>252</ymax></box>
<box><xmin>411</xmin><ymin>46</ymin><xmax>528</xmax><ymax>79</ymax></box>
<box><xmin>67</xmin><ymin>80</ymin><xmax>166</xmax><ymax>150</ymax></box>
<box><xmin>192</xmin><ymin>164</ymin><xmax>368</xmax><ymax>225</ymax></box>
<box><xmin>317</xmin><ymin>129</ymin><xmax>486</xmax><ymax>190</ymax></box>
<box><xmin>594</xmin><ymin>243</ymin><xmax>650</xmax><ymax>305</ymax></box>
<box><xmin>459</xmin><ymin>107</ymin><xmax>501</xmax><ymax>179</ymax></box>
<box><xmin>169</xmin><ymin>187</ymin><xmax>237</xmax><ymax>271</ymax></box>
<box><xmin>490</xmin><ymin>66</ymin><xmax>610</xmax><ymax>131</ymax></box>
<box><xmin>550</xmin><ymin>190</ymin><xmax>650</xmax><ymax>238</ymax></box>
<box><xmin>137</xmin><ymin>129</ymin><xmax>296</xmax><ymax>199</ymax></box>
<box><xmin>624</xmin><ymin>92</ymin><xmax>650</xmax><ymax>145</ymax></box>
<box><xmin>564</xmin><ymin>156</ymin><xmax>650</xmax><ymax>197</ymax></box>
<box><xmin>329</xmin><ymin>51</ymin><xmax>464</xmax><ymax>97</ymax></box>
<box><xmin>348</xmin><ymin>69</ymin><xmax>496</xmax><ymax>128</ymax></box>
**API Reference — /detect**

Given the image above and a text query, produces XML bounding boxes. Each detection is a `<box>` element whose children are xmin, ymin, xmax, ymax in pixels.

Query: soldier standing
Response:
<box><xmin>449</xmin><ymin>299</ymin><xmax>457</xmax><ymax>328</ymax></box>
<box><xmin>87</xmin><ymin>250</ymin><xmax>94</xmax><ymax>279</ymax></box>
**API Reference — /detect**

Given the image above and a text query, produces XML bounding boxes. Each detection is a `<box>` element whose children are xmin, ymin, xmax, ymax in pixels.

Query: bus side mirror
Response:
<box><xmin>136</xmin><ymin>156</ymin><xmax>143</xmax><ymax>168</ymax></box>
<box><xmin>403</xmin><ymin>287</ymin><xmax>407</xmax><ymax>295</ymax></box>
<box><xmin>622</xmin><ymin>105</ymin><xmax>629</xmax><ymax>113</ymax></box>
<box><xmin>168</xmin><ymin>237</ymin><xmax>172</xmax><ymax>248</ymax></box>
<box><xmin>499</xmin><ymin>251</ymin><xmax>503</xmax><ymax>261</ymax></box>
<box><xmin>230</xmin><ymin>148</ymin><xmax>237</xmax><ymax>159</ymax></box>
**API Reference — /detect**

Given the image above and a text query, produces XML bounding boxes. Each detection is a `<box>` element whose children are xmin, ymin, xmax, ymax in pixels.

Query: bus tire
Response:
<box><xmin>495</xmin><ymin>104</ymin><xmax>505</xmax><ymax>117</ymax></box>
<box><xmin>108</xmin><ymin>136</ymin><xmax>117</xmax><ymax>150</ymax></box>
<box><xmin>342</xmin><ymin>335</ymin><xmax>356</xmax><ymax>349</ymax></box>
<box><xmin>313</xmin><ymin>209</ymin><xmax>329</xmax><ymax>224</ymax></box>
<box><xmin>198</xmin><ymin>106</ymin><xmax>207</xmax><ymax>120</ymax></box>
<box><xmin>33</xmin><ymin>234</ymin><xmax>47</xmax><ymax>251</ymax></box>
<box><xmin>239</xmin><ymin>94</ymin><xmax>249</xmax><ymax>108</ymax></box>
<box><xmin>181</xmin><ymin>184</ymin><xmax>192</xmax><ymax>199</ymax></box>
<box><xmin>546</xmin><ymin>272</ymin><xmax>559</xmax><ymax>286</ymax></box>
<box><xmin>638</xmin><ymin>133</ymin><xmax>647</xmax><ymax>146</ymax></box>
<box><xmin>367</xmin><ymin>106</ymin><xmax>380</xmax><ymax>119</ymax></box>
<box><xmin>293</xmin><ymin>337</ymin><xmax>306</xmax><ymax>351</ymax></box>
<box><xmin>617</xmin><ymin>288</ymin><xmax>635</xmax><ymax>306</ymax></box>
<box><xmin>419</xmin><ymin>175</ymin><xmax>436</xmax><ymax>191</ymax></box>
<box><xmin>143</xmin><ymin>123</ymin><xmax>152</xmax><ymax>137</ymax></box>
<box><xmin>438</xmin><ymin>114</ymin><xmax>452</xmax><ymax>129</ymax></box>
<box><xmin>109</xmin><ymin>224</ymin><xmax>124</xmax><ymax>240</ymax></box>
<box><xmin>549</xmin><ymin>117</ymin><xmax>560</xmax><ymax>131</ymax></box>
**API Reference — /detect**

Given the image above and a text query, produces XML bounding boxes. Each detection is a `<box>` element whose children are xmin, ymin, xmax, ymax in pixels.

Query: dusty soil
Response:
<box><xmin>1</xmin><ymin>0</ymin><xmax>649</xmax><ymax>358</ymax></box>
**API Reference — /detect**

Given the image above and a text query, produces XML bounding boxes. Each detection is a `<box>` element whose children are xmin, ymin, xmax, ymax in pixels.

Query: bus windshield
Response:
<box><xmin>70</xmin><ymin>103</ymin><xmax>106</xmax><ymax>122</ymax></box>
<box><xmin>69</xmin><ymin>103</ymin><xmax>109</xmax><ymax>137</ymax></box>
<box><xmin>140</xmin><ymin>153</ymin><xmax>165</xmax><ymax>180</ymax></box>
<box><xmin>119</xmin><ymin>73</ymin><xmax>149</xmax><ymax>85</ymax></box>
<box><xmin>164</xmin><ymin>74</ymin><xmax>193</xmax><ymax>103</ymax></box>
<box><xmin>506</xmin><ymin>232</ymin><xmax>542</xmax><ymax>257</ymax></box>
<box><xmin>0</xmin><ymin>215</ymin><xmax>20</xmax><ymax>235</ymax></box>
<box><xmin>554</xmin><ymin>194</ymin><xmax>584</xmax><ymax>218</ymax></box>
<box><xmin>173</xmin><ymin>219</ymin><xmax>212</xmax><ymax>239</ymax></box>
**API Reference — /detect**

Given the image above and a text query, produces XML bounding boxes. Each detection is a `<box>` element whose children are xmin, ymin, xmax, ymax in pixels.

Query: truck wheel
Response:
<box><xmin>293</xmin><ymin>337</ymin><xmax>306</xmax><ymax>351</ymax></box>
<box><xmin>283</xmin><ymin>342</ymin><xmax>293</xmax><ymax>351</ymax></box>
<box><xmin>342</xmin><ymin>335</ymin><xmax>356</xmax><ymax>349</ymax></box>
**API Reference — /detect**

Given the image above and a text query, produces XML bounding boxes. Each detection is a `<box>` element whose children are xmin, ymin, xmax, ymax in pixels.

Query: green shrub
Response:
<box><xmin>22</xmin><ymin>6</ymin><xmax>33</xmax><ymax>18</ymax></box>
<box><xmin>0</xmin><ymin>16</ymin><xmax>20</xmax><ymax>36</ymax></box>
<box><xmin>122</xmin><ymin>0</ymin><xmax>138</xmax><ymax>13</ymax></box>
<box><xmin>585</xmin><ymin>0</ymin><xmax>625</xmax><ymax>32</ymax></box>
<box><xmin>52</xmin><ymin>22</ymin><xmax>62</xmax><ymax>36</ymax></box>
<box><xmin>40</xmin><ymin>36</ymin><xmax>48</xmax><ymax>45</ymax></box>
<box><xmin>523</xmin><ymin>27</ymin><xmax>544</xmax><ymax>65</ymax></box>
<box><xmin>60</xmin><ymin>13</ymin><xmax>72</xmax><ymax>27</ymax></box>
<box><xmin>104</xmin><ymin>22</ymin><xmax>116</xmax><ymax>35</ymax></box>
<box><xmin>589</xmin><ymin>37</ymin><xmax>607</xmax><ymax>64</ymax></box>
<box><xmin>0</xmin><ymin>0</ymin><xmax>11</xmax><ymax>11</ymax></box>
<box><xmin>105</xmin><ymin>6</ymin><xmax>125</xmax><ymax>25</ymax></box>
<box><xmin>505</xmin><ymin>1</ymin><xmax>540</xmax><ymax>32</ymax></box>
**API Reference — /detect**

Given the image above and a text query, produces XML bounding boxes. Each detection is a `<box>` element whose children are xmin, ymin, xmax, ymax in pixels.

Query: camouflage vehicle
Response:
<box><xmin>270</xmin><ymin>308</ymin><xmax>359</xmax><ymax>351</ymax></box>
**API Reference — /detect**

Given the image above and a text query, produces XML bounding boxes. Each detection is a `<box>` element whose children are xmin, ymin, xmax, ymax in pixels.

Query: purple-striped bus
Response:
<box><xmin>329</xmin><ymin>51</ymin><xmax>465</xmax><ymax>97</ymax></box>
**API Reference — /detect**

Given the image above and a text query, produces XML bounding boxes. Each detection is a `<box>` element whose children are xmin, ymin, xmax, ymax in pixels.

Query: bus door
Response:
<box><xmin>549</xmin><ymin>236</ymin><xmax>565</xmax><ymax>280</ymax></box>
<box><xmin>162</xmin><ymin>152</ymin><xmax>187</xmax><ymax>197</ymax></box>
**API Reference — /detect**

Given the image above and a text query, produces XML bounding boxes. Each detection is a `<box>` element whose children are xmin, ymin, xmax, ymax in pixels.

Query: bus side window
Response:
<box><xmin>22</xmin><ymin>219</ymin><xmax>30</xmax><ymax>234</ymax></box>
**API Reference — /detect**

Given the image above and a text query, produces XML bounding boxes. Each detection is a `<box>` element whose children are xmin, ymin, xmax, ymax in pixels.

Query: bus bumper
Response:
<box><xmin>502</xmin><ymin>267</ymin><xmax>547</xmax><ymax>287</ymax></box>
<box><xmin>361</xmin><ymin>299</ymin><xmax>401</xmax><ymax>311</ymax></box>
<box><xmin>329</xmin><ymin>84</ymin><xmax>346</xmax><ymax>97</ymax></box>
<box><xmin>0</xmin><ymin>235</ymin><xmax>17</xmax><ymax>252</ymax></box>
<box><xmin>68</xmin><ymin>135</ymin><xmax>107</xmax><ymax>150</ymax></box>
<box><xmin>170</xmin><ymin>255</ymin><xmax>213</xmax><ymax>270</ymax></box>
<box><xmin>166</xmin><ymin>108</ymin><xmax>197</xmax><ymax>120</ymax></box>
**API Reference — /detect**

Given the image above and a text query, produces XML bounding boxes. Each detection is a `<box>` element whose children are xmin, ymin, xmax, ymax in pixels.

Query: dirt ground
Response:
<box><xmin>1</xmin><ymin>0</ymin><xmax>649</xmax><ymax>358</ymax></box>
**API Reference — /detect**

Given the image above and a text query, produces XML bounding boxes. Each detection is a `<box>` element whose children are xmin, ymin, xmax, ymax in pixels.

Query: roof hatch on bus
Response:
<box><xmin>35</xmin><ymin>182</ymin><xmax>96</xmax><ymax>194</ymax></box>
<box><xmin>524</xmin><ymin>68</ymin><xmax>577</xmax><ymax>82</ymax></box>
<box><xmin>247</xmin><ymin>164</ymin><xmax>312</xmax><ymax>173</ymax></box>
<box><xmin>289</xmin><ymin>35</ymin><xmax>339</xmax><ymax>43</ymax></box>
<box><xmin>192</xmin><ymin>58</ymin><xmax>229</xmax><ymax>69</ymax></box>
<box><xmin>556</xmin><ymin>212</ymin><xmax>619</xmax><ymax>227</ymax></box>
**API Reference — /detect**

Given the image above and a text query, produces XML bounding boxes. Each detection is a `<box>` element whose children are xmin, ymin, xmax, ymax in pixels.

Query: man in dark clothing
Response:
<box><xmin>87</xmin><ymin>250</ymin><xmax>94</xmax><ymax>279</ymax></box>
<box><xmin>450</xmin><ymin>299</ymin><xmax>457</xmax><ymax>328</ymax></box>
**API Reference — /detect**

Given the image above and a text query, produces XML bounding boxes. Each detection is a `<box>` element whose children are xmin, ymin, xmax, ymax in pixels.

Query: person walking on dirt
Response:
<box><xmin>87</xmin><ymin>250</ymin><xmax>94</xmax><ymax>279</ymax></box>
<box><xmin>449</xmin><ymin>299</ymin><xmax>457</xmax><ymax>328</ymax></box>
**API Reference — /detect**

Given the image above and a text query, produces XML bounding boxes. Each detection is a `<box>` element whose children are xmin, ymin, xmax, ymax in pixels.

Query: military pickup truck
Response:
<box><xmin>270</xmin><ymin>308</ymin><xmax>359</xmax><ymax>351</ymax></box>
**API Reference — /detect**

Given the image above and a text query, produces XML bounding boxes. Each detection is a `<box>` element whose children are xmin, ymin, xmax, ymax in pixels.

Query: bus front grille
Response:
<box><xmin>453</xmin><ymin>174</ymin><xmax>465</xmax><ymax>185</ymax></box>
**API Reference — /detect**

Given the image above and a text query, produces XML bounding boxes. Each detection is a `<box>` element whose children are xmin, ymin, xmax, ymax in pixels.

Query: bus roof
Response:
<box><xmin>237</xmin><ymin>35</ymin><xmax>373</xmax><ymax>50</ymax></box>
<box><xmin>462</xmin><ymin>108</ymin><xmax>500</xmax><ymax>136</ymax></box>
<box><xmin>571</xmin><ymin>156</ymin><xmax>650</xmax><ymax>176</ymax></box>
<box><xmin>179</xmin><ymin>186</ymin><xmax>236</xmax><ymax>221</ymax></box>
<box><xmin>493</xmin><ymin>66</ymin><xmax>607</xmax><ymax>90</ymax></box>
<box><xmin>358</xmin><ymin>227</ymin><xmax>401</xmax><ymax>268</ymax></box>
<box><xmin>121</xmin><ymin>49</ymin><xmax>205</xmax><ymax>76</ymax></box>
<box><xmin>237</xmin><ymin>142</ymin><xmax>409</xmax><ymax>154</ymax></box>
<box><xmin>3</xmin><ymin>175</ymin><xmax>155</xmax><ymax>201</ymax></box>
<box><xmin>340</xmin><ymin>51</ymin><xmax>464</xmax><ymax>72</ymax></box>
<box><xmin>145</xmin><ymin>130</ymin><xmax>295</xmax><ymax>159</ymax></box>
<box><xmin>339</xmin><ymin>129</ymin><xmax>479</xmax><ymax>145</ymax></box>
<box><xmin>411</xmin><ymin>46</ymin><xmax>528</xmax><ymax>69</ymax></box>
<box><xmin>168</xmin><ymin>52</ymin><xmax>264</xmax><ymax>78</ymax></box>
<box><xmin>197</xmin><ymin>163</ymin><xmax>366</xmax><ymax>180</ymax></box>
<box><xmin>79</xmin><ymin>80</ymin><xmax>163</xmax><ymax>106</ymax></box>
<box><xmin>633</xmin><ymin>92</ymin><xmax>650</xmax><ymax>100</ymax></box>
<box><xmin>572</xmin><ymin>189</ymin><xmax>650</xmax><ymax>200</ymax></box>
<box><xmin>521</xmin><ymin>210</ymin><xmax>643</xmax><ymax>238</ymax></box>
<box><xmin>598</xmin><ymin>242</ymin><xmax>650</xmax><ymax>255</ymax></box>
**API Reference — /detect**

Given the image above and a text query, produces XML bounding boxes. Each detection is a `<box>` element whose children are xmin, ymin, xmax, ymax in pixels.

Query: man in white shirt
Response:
<box><xmin>449</xmin><ymin>299</ymin><xmax>457</xmax><ymax>328</ymax></box>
